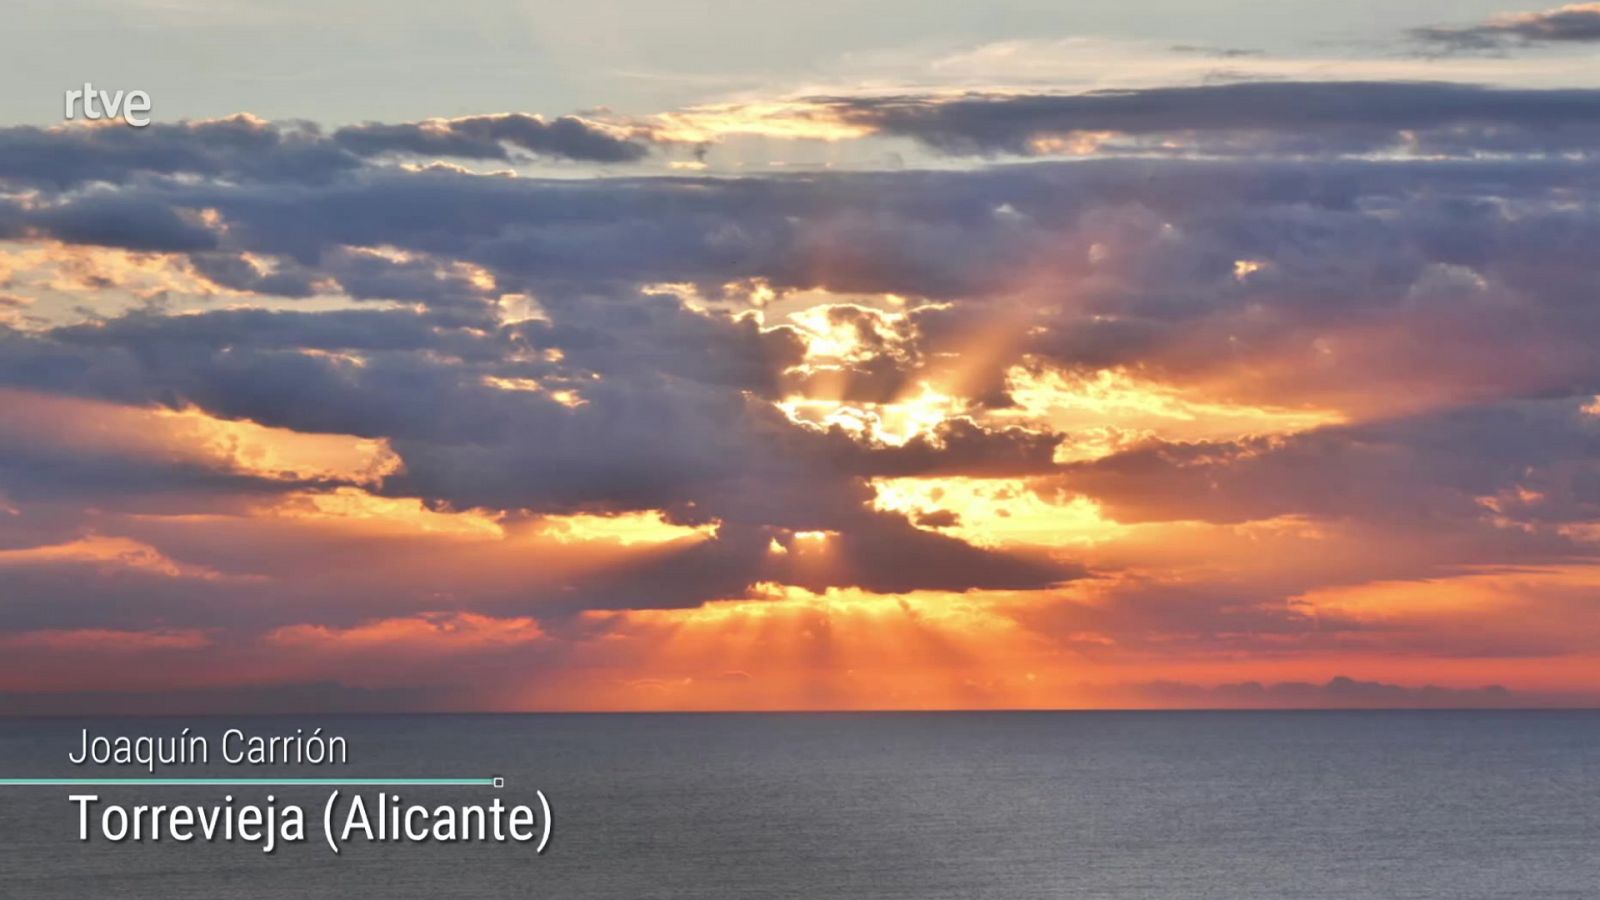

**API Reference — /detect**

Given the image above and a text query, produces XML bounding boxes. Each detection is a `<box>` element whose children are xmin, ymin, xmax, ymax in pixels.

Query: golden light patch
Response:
<box><xmin>651</xmin><ymin>101</ymin><xmax>876</xmax><ymax>144</ymax></box>
<box><xmin>534</xmin><ymin>510</ymin><xmax>718</xmax><ymax>546</ymax></box>
<box><xmin>784</xmin><ymin>303</ymin><xmax>909</xmax><ymax>363</ymax></box>
<box><xmin>0</xmin><ymin>241</ymin><xmax>235</xmax><ymax>325</ymax></box>
<box><xmin>482</xmin><ymin>375</ymin><xmax>543</xmax><ymax>392</ymax></box>
<box><xmin>591</xmin><ymin>581</ymin><xmax>1000</xmax><ymax>627</ymax></box>
<box><xmin>872</xmin><ymin>476</ymin><xmax>1127</xmax><ymax>547</ymax></box>
<box><xmin>297</xmin><ymin>348</ymin><xmax>369</xmax><ymax>368</ymax></box>
<box><xmin>639</xmin><ymin>279</ymin><xmax>793</xmax><ymax>316</ymax></box>
<box><xmin>1029</xmin><ymin>131</ymin><xmax>1115</xmax><ymax>155</ymax></box>
<box><xmin>779</xmin><ymin>383</ymin><xmax>961</xmax><ymax>446</ymax></box>
<box><xmin>483</xmin><ymin>375</ymin><xmax>588</xmax><ymax>407</ymax></box>
<box><xmin>496</xmin><ymin>292</ymin><xmax>547</xmax><ymax>324</ymax></box>
<box><xmin>641</xmin><ymin>281</ymin><xmax>705</xmax><ymax>307</ymax></box>
<box><xmin>1233</xmin><ymin>259</ymin><xmax>1268</xmax><ymax>280</ymax></box>
<box><xmin>0</xmin><ymin>241</ymin><xmax>223</xmax><ymax>298</ymax></box>
<box><xmin>154</xmin><ymin>407</ymin><xmax>402</xmax><ymax>484</ymax></box>
<box><xmin>734</xmin><ymin>278</ymin><xmax>781</xmax><ymax>308</ymax></box>
<box><xmin>269</xmin><ymin>488</ymin><xmax>505</xmax><ymax>539</ymax></box>
<box><xmin>998</xmin><ymin>365</ymin><xmax>1341</xmax><ymax>459</ymax></box>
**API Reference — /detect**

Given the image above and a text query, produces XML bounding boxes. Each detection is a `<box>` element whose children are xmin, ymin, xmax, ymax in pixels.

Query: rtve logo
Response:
<box><xmin>65</xmin><ymin>82</ymin><xmax>152</xmax><ymax>127</ymax></box>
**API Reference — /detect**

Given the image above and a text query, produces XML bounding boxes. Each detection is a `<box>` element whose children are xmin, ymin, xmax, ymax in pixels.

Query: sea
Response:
<box><xmin>0</xmin><ymin>711</ymin><xmax>1595</xmax><ymax>898</ymax></box>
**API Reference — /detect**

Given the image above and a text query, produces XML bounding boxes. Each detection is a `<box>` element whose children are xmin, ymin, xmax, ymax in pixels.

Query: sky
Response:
<box><xmin>2</xmin><ymin>2</ymin><xmax>1600</xmax><ymax>711</ymax></box>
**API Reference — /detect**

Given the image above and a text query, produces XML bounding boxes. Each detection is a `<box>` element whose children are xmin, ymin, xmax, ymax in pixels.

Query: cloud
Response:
<box><xmin>3</xmin><ymin>150</ymin><xmax>1598</xmax><ymax>588</ymax></box>
<box><xmin>806</xmin><ymin>81</ymin><xmax>1600</xmax><ymax>157</ymax></box>
<box><xmin>1058</xmin><ymin>395</ymin><xmax>1600</xmax><ymax>539</ymax></box>
<box><xmin>7</xmin><ymin>80</ymin><xmax>1600</xmax><ymax>204</ymax></box>
<box><xmin>3</xmin><ymin>81</ymin><xmax>1600</xmax><ymax>708</ymax></box>
<box><xmin>1412</xmin><ymin>4</ymin><xmax>1600</xmax><ymax>53</ymax></box>
<box><xmin>28</xmin><ymin>195</ymin><xmax>220</xmax><ymax>252</ymax></box>
<box><xmin>0</xmin><ymin>111</ymin><xmax>655</xmax><ymax>191</ymax></box>
<box><xmin>332</xmin><ymin>114</ymin><xmax>652</xmax><ymax>164</ymax></box>
<box><xmin>0</xmin><ymin>116</ymin><xmax>354</xmax><ymax>190</ymax></box>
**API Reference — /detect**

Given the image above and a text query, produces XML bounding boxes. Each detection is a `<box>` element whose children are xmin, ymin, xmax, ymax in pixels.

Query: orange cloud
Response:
<box><xmin>996</xmin><ymin>365</ymin><xmax>1342</xmax><ymax>459</ymax></box>
<box><xmin>268</xmin><ymin>611</ymin><xmax>544</xmax><ymax>653</ymax></box>
<box><xmin>0</xmin><ymin>388</ymin><xmax>400</xmax><ymax>485</ymax></box>
<box><xmin>0</xmin><ymin>535</ymin><xmax>230</xmax><ymax>580</ymax></box>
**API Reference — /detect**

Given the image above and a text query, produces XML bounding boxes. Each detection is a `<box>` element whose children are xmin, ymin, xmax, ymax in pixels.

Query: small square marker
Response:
<box><xmin>493</xmin><ymin>776</ymin><xmax>505</xmax><ymax>789</ymax></box>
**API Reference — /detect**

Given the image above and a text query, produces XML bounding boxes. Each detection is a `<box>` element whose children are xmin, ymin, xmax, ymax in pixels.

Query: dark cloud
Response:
<box><xmin>29</xmin><ymin>195</ymin><xmax>219</xmax><ymax>252</ymax></box>
<box><xmin>189</xmin><ymin>252</ymin><xmax>320</xmax><ymax>298</ymax></box>
<box><xmin>0</xmin><ymin>111</ymin><xmax>653</xmax><ymax>192</ymax></box>
<box><xmin>559</xmin><ymin>516</ymin><xmax>1075</xmax><ymax>613</ymax></box>
<box><xmin>333</xmin><ymin>114</ymin><xmax>651</xmax><ymax>164</ymax></box>
<box><xmin>813</xmin><ymin>81</ymin><xmax>1600</xmax><ymax>157</ymax></box>
<box><xmin>0</xmin><ymin>116</ymin><xmax>354</xmax><ymax>190</ymax></box>
<box><xmin>1411</xmin><ymin>3</ymin><xmax>1600</xmax><ymax>53</ymax></box>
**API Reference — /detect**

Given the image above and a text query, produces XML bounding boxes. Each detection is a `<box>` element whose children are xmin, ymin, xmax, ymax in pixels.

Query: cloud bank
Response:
<box><xmin>4</xmin><ymin>65</ymin><xmax>1600</xmax><ymax>711</ymax></box>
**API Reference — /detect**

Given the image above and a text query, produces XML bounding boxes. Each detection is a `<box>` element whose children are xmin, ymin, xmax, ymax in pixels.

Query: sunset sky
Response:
<box><xmin>3</xmin><ymin>1</ymin><xmax>1600</xmax><ymax>711</ymax></box>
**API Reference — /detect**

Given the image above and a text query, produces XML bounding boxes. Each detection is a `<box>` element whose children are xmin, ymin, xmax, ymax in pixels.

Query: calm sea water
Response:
<box><xmin>0</xmin><ymin>711</ymin><xmax>1595</xmax><ymax>898</ymax></box>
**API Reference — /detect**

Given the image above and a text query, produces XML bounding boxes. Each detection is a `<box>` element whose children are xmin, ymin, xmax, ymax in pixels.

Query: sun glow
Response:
<box><xmin>534</xmin><ymin>510</ymin><xmax>718</xmax><ymax>546</ymax></box>
<box><xmin>873</xmin><ymin>476</ymin><xmax>1128</xmax><ymax>547</ymax></box>
<box><xmin>577</xmin><ymin>582</ymin><xmax>1062</xmax><ymax>709</ymax></box>
<box><xmin>651</xmin><ymin>101</ymin><xmax>876</xmax><ymax>144</ymax></box>
<box><xmin>998</xmin><ymin>366</ymin><xmax>1343</xmax><ymax>459</ymax></box>
<box><xmin>778</xmin><ymin>383</ymin><xmax>962</xmax><ymax>446</ymax></box>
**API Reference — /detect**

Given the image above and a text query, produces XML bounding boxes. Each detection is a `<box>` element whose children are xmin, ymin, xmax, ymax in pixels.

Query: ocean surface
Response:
<box><xmin>0</xmin><ymin>711</ymin><xmax>1596</xmax><ymax>898</ymax></box>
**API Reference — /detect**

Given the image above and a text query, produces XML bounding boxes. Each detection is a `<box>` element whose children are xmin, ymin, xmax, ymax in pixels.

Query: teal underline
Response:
<box><xmin>0</xmin><ymin>778</ymin><xmax>497</xmax><ymax>786</ymax></box>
